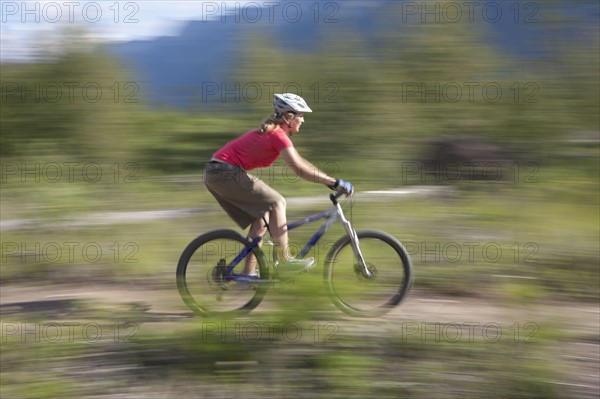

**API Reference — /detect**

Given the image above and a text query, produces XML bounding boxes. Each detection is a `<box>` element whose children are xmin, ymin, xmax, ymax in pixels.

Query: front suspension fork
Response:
<box><xmin>335</xmin><ymin>203</ymin><xmax>373</xmax><ymax>278</ymax></box>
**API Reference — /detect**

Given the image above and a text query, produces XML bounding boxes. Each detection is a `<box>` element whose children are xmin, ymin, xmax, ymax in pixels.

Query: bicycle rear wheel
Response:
<box><xmin>325</xmin><ymin>229</ymin><xmax>413</xmax><ymax>317</ymax></box>
<box><xmin>176</xmin><ymin>229</ymin><xmax>269</xmax><ymax>317</ymax></box>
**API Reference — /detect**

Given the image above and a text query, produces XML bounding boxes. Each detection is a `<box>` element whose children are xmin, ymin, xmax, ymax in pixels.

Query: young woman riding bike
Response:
<box><xmin>204</xmin><ymin>93</ymin><xmax>354</xmax><ymax>277</ymax></box>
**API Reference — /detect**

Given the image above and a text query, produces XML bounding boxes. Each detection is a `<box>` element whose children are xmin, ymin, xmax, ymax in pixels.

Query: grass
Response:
<box><xmin>0</xmin><ymin>254</ymin><xmax>592</xmax><ymax>399</ymax></box>
<box><xmin>1</xmin><ymin>158</ymin><xmax>598</xmax><ymax>398</ymax></box>
<box><xmin>2</xmin><ymin>163</ymin><xmax>598</xmax><ymax>301</ymax></box>
<box><xmin>2</xmin><ymin>298</ymin><xmax>574</xmax><ymax>398</ymax></box>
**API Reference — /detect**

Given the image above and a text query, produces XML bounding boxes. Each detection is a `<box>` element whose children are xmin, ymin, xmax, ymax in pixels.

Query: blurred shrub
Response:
<box><xmin>0</xmin><ymin>30</ymin><xmax>140</xmax><ymax>161</ymax></box>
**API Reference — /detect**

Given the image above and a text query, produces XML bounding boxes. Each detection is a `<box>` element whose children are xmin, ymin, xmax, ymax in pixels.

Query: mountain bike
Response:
<box><xmin>176</xmin><ymin>192</ymin><xmax>413</xmax><ymax>317</ymax></box>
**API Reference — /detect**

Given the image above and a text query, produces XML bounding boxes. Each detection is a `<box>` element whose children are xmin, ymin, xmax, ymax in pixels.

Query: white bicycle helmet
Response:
<box><xmin>273</xmin><ymin>93</ymin><xmax>313</xmax><ymax>114</ymax></box>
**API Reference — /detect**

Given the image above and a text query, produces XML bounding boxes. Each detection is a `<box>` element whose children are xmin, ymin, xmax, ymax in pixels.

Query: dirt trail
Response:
<box><xmin>1</xmin><ymin>282</ymin><xmax>598</xmax><ymax>397</ymax></box>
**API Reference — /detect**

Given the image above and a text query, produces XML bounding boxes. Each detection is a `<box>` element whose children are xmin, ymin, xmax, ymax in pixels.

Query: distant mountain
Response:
<box><xmin>111</xmin><ymin>21</ymin><xmax>238</xmax><ymax>107</ymax></box>
<box><xmin>107</xmin><ymin>0</ymin><xmax>599</xmax><ymax>109</ymax></box>
<box><xmin>108</xmin><ymin>0</ymin><xmax>367</xmax><ymax>108</ymax></box>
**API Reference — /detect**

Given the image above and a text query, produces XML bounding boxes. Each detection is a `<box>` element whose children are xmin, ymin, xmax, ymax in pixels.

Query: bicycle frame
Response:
<box><xmin>226</xmin><ymin>193</ymin><xmax>370</xmax><ymax>280</ymax></box>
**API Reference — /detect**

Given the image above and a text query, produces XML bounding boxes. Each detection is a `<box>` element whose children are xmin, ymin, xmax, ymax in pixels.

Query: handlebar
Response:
<box><xmin>329</xmin><ymin>191</ymin><xmax>348</xmax><ymax>204</ymax></box>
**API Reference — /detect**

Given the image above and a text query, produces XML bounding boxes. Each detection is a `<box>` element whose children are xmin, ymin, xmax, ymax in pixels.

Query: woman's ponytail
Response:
<box><xmin>259</xmin><ymin>112</ymin><xmax>294</xmax><ymax>132</ymax></box>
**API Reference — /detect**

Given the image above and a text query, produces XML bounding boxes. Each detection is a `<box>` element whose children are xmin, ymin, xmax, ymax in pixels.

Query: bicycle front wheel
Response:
<box><xmin>325</xmin><ymin>229</ymin><xmax>413</xmax><ymax>317</ymax></box>
<box><xmin>176</xmin><ymin>229</ymin><xmax>269</xmax><ymax>317</ymax></box>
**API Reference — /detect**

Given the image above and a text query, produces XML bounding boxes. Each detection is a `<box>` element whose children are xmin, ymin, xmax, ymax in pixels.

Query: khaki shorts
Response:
<box><xmin>204</xmin><ymin>164</ymin><xmax>284</xmax><ymax>229</ymax></box>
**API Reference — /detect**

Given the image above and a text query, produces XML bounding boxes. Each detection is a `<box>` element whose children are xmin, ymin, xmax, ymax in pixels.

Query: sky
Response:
<box><xmin>2</xmin><ymin>1</ymin><xmax>595</xmax><ymax>62</ymax></box>
<box><xmin>0</xmin><ymin>0</ymin><xmax>279</xmax><ymax>61</ymax></box>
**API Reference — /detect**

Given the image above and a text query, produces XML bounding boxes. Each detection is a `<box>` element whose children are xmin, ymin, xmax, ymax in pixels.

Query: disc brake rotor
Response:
<box><xmin>354</xmin><ymin>263</ymin><xmax>377</xmax><ymax>281</ymax></box>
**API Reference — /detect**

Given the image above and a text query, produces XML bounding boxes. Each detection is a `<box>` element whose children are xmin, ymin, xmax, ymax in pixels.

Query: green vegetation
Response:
<box><xmin>1</xmin><ymin>4</ymin><xmax>598</xmax><ymax>397</ymax></box>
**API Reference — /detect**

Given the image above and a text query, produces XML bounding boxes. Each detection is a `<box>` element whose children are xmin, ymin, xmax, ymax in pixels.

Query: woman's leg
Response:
<box><xmin>268</xmin><ymin>196</ymin><xmax>290</xmax><ymax>261</ymax></box>
<box><xmin>270</xmin><ymin>198</ymin><xmax>314</xmax><ymax>272</ymax></box>
<box><xmin>243</xmin><ymin>194</ymin><xmax>312</xmax><ymax>274</ymax></box>
<box><xmin>243</xmin><ymin>217</ymin><xmax>268</xmax><ymax>275</ymax></box>
<box><xmin>243</xmin><ymin>197</ymin><xmax>289</xmax><ymax>274</ymax></box>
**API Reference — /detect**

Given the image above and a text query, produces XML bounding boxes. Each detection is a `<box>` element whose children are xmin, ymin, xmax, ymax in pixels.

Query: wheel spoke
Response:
<box><xmin>177</xmin><ymin>230</ymin><xmax>268</xmax><ymax>316</ymax></box>
<box><xmin>326</xmin><ymin>230</ymin><xmax>413</xmax><ymax>317</ymax></box>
